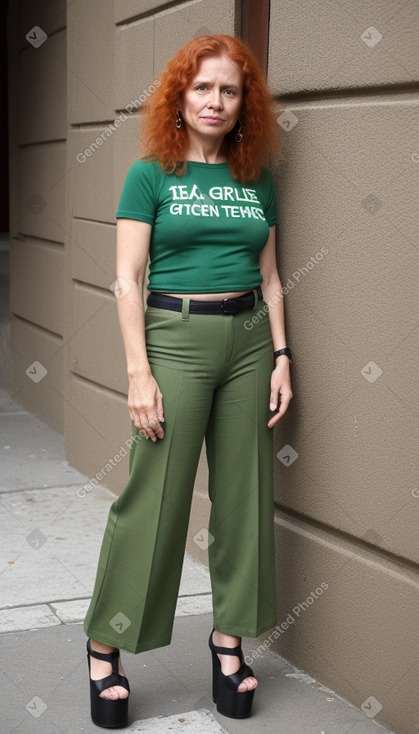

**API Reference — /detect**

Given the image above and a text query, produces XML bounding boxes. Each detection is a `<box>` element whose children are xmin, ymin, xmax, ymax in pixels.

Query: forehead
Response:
<box><xmin>191</xmin><ymin>54</ymin><xmax>243</xmax><ymax>85</ymax></box>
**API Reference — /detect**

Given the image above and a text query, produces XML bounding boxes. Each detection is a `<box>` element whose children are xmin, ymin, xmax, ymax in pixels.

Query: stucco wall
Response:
<box><xmin>7</xmin><ymin>2</ymin><xmax>418</xmax><ymax>733</ymax></box>
<box><xmin>8</xmin><ymin>0</ymin><xmax>67</xmax><ymax>429</ymax></box>
<box><xmin>267</xmin><ymin>3</ymin><xmax>419</xmax><ymax>733</ymax></box>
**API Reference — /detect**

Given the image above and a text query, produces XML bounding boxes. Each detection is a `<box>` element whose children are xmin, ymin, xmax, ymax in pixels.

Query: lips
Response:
<box><xmin>201</xmin><ymin>116</ymin><xmax>225</xmax><ymax>122</ymax></box>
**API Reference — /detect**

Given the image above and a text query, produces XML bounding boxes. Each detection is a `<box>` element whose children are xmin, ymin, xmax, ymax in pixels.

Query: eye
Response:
<box><xmin>196</xmin><ymin>84</ymin><xmax>208</xmax><ymax>91</ymax></box>
<box><xmin>224</xmin><ymin>89</ymin><xmax>237</xmax><ymax>96</ymax></box>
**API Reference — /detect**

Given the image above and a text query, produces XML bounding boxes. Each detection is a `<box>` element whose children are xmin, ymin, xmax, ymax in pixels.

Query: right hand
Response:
<box><xmin>128</xmin><ymin>372</ymin><xmax>164</xmax><ymax>442</ymax></box>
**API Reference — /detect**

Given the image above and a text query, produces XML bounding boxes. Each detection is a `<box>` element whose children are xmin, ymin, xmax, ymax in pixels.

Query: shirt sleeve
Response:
<box><xmin>260</xmin><ymin>167</ymin><xmax>277</xmax><ymax>227</ymax></box>
<box><xmin>115</xmin><ymin>159</ymin><xmax>157</xmax><ymax>223</ymax></box>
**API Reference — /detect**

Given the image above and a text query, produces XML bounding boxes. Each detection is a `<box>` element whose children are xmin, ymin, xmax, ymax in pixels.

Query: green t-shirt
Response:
<box><xmin>116</xmin><ymin>159</ymin><xmax>277</xmax><ymax>293</ymax></box>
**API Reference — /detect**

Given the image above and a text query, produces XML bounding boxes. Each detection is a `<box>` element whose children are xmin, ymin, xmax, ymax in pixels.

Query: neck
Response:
<box><xmin>185</xmin><ymin>132</ymin><xmax>227</xmax><ymax>163</ymax></box>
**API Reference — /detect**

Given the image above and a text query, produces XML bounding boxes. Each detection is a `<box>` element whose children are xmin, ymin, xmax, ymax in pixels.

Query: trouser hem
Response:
<box><xmin>212</xmin><ymin>618</ymin><xmax>278</xmax><ymax>640</ymax></box>
<box><xmin>84</xmin><ymin>627</ymin><xmax>172</xmax><ymax>655</ymax></box>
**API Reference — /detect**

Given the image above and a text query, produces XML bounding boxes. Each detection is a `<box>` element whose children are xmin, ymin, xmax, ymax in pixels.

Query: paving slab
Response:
<box><xmin>1</xmin><ymin>482</ymin><xmax>211</xmax><ymax>631</ymax></box>
<box><xmin>0</xmin><ymin>411</ymin><xmax>89</xmax><ymax>492</ymax></box>
<box><xmin>1</xmin><ymin>616</ymin><xmax>394</xmax><ymax>734</ymax></box>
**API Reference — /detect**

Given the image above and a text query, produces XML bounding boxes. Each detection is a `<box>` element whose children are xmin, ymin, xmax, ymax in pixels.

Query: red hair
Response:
<box><xmin>141</xmin><ymin>34</ymin><xmax>282</xmax><ymax>182</ymax></box>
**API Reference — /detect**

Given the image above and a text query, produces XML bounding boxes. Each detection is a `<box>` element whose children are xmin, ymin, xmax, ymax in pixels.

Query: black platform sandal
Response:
<box><xmin>209</xmin><ymin>628</ymin><xmax>255</xmax><ymax>719</ymax></box>
<box><xmin>87</xmin><ymin>639</ymin><xmax>130</xmax><ymax>729</ymax></box>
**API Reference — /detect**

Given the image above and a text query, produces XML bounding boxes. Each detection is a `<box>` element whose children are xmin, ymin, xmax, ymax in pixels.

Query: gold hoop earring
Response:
<box><xmin>176</xmin><ymin>111</ymin><xmax>182</xmax><ymax>129</ymax></box>
<box><xmin>235</xmin><ymin>120</ymin><xmax>243</xmax><ymax>143</ymax></box>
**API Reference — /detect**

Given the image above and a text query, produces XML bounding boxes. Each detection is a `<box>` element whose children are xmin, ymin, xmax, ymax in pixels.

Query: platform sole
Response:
<box><xmin>214</xmin><ymin>683</ymin><xmax>254</xmax><ymax>719</ymax></box>
<box><xmin>90</xmin><ymin>690</ymin><xmax>129</xmax><ymax>729</ymax></box>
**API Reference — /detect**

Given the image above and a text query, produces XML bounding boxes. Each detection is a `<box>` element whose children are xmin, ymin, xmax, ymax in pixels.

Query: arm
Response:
<box><xmin>115</xmin><ymin>218</ymin><xmax>164</xmax><ymax>442</ymax></box>
<box><xmin>259</xmin><ymin>225</ymin><xmax>293</xmax><ymax>428</ymax></box>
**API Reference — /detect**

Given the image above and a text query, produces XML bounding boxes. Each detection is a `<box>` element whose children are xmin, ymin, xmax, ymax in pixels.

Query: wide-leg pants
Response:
<box><xmin>83</xmin><ymin>295</ymin><xmax>278</xmax><ymax>654</ymax></box>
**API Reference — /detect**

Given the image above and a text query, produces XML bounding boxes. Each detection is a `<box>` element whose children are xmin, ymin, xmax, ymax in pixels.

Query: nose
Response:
<box><xmin>208</xmin><ymin>88</ymin><xmax>223</xmax><ymax>109</ymax></box>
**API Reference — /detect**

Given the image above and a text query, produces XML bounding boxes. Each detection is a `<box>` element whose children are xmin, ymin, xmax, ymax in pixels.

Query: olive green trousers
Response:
<box><xmin>83</xmin><ymin>296</ymin><xmax>278</xmax><ymax>653</ymax></box>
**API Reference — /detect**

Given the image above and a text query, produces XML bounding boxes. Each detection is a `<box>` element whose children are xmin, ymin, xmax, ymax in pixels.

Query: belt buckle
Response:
<box><xmin>221</xmin><ymin>298</ymin><xmax>239</xmax><ymax>315</ymax></box>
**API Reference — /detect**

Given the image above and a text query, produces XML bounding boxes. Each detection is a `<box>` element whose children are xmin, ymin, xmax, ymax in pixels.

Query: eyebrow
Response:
<box><xmin>193</xmin><ymin>80</ymin><xmax>240</xmax><ymax>90</ymax></box>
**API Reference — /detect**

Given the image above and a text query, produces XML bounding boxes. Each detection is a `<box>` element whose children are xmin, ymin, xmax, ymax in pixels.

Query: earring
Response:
<box><xmin>176</xmin><ymin>111</ymin><xmax>182</xmax><ymax>129</ymax></box>
<box><xmin>235</xmin><ymin>120</ymin><xmax>243</xmax><ymax>143</ymax></box>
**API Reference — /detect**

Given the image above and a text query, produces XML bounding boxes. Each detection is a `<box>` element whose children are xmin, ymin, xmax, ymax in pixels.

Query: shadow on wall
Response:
<box><xmin>0</xmin><ymin>232</ymin><xmax>11</xmax><ymax>390</ymax></box>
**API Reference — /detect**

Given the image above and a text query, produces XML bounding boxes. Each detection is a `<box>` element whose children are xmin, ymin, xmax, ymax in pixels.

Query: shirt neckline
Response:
<box><xmin>186</xmin><ymin>160</ymin><xmax>229</xmax><ymax>168</ymax></box>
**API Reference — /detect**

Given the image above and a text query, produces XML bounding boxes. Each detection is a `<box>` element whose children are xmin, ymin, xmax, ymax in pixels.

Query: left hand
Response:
<box><xmin>267</xmin><ymin>359</ymin><xmax>293</xmax><ymax>428</ymax></box>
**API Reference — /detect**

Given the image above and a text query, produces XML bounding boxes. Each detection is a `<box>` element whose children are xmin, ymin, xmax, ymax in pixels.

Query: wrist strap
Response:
<box><xmin>274</xmin><ymin>347</ymin><xmax>292</xmax><ymax>364</ymax></box>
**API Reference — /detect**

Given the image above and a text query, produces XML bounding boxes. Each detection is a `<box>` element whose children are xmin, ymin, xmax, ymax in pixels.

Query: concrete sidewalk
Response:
<box><xmin>0</xmin><ymin>386</ymin><xmax>394</xmax><ymax>734</ymax></box>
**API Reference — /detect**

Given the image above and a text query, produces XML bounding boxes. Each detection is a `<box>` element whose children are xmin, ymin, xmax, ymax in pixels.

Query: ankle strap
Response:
<box><xmin>87</xmin><ymin>639</ymin><xmax>119</xmax><ymax>662</ymax></box>
<box><xmin>209</xmin><ymin>630</ymin><xmax>242</xmax><ymax>657</ymax></box>
<box><xmin>213</xmin><ymin>643</ymin><xmax>242</xmax><ymax>656</ymax></box>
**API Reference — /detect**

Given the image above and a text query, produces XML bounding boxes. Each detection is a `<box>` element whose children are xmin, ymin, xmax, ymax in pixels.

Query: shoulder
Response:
<box><xmin>253</xmin><ymin>167</ymin><xmax>277</xmax><ymax>223</ymax></box>
<box><xmin>249</xmin><ymin>167</ymin><xmax>276</xmax><ymax>200</ymax></box>
<box><xmin>121</xmin><ymin>158</ymin><xmax>168</xmax><ymax>194</ymax></box>
<box><xmin>124</xmin><ymin>157</ymin><xmax>162</xmax><ymax>179</ymax></box>
<box><xmin>257</xmin><ymin>166</ymin><xmax>275</xmax><ymax>187</ymax></box>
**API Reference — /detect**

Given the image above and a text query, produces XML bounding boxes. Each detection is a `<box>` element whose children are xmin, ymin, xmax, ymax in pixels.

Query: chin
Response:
<box><xmin>201</xmin><ymin>124</ymin><xmax>231</xmax><ymax>135</ymax></box>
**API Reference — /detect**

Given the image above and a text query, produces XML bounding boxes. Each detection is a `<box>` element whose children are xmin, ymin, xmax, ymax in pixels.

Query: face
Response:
<box><xmin>179</xmin><ymin>54</ymin><xmax>243</xmax><ymax>144</ymax></box>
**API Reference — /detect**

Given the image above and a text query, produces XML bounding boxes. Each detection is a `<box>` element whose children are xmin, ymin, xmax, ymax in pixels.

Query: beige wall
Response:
<box><xmin>8</xmin><ymin>0</ymin><xmax>67</xmax><ymax>429</ymax></box>
<box><xmin>7</xmin><ymin>2</ymin><xmax>418</xmax><ymax>733</ymax></box>
<box><xmin>267</xmin><ymin>3</ymin><xmax>419</xmax><ymax>734</ymax></box>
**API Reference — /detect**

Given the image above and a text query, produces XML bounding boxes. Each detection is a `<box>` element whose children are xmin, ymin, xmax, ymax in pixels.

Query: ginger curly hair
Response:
<box><xmin>141</xmin><ymin>34</ymin><xmax>281</xmax><ymax>182</ymax></box>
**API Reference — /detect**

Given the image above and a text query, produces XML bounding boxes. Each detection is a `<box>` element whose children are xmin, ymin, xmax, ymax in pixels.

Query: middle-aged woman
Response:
<box><xmin>83</xmin><ymin>33</ymin><xmax>292</xmax><ymax>728</ymax></box>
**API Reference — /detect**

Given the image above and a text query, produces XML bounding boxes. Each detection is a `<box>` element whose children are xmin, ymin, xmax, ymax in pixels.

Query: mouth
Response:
<box><xmin>201</xmin><ymin>116</ymin><xmax>225</xmax><ymax>123</ymax></box>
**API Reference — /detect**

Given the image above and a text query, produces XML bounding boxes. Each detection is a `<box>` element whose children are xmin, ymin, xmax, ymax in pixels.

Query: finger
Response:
<box><xmin>131</xmin><ymin>410</ymin><xmax>162</xmax><ymax>441</ymax></box>
<box><xmin>267</xmin><ymin>411</ymin><xmax>282</xmax><ymax>429</ymax></box>
<box><xmin>146</xmin><ymin>415</ymin><xmax>164</xmax><ymax>441</ymax></box>
<box><xmin>267</xmin><ymin>393</ymin><xmax>292</xmax><ymax>428</ymax></box>
<box><xmin>280</xmin><ymin>392</ymin><xmax>293</xmax><ymax>416</ymax></box>
<box><xmin>269</xmin><ymin>384</ymin><xmax>280</xmax><ymax>412</ymax></box>
<box><xmin>137</xmin><ymin>411</ymin><xmax>152</xmax><ymax>439</ymax></box>
<box><xmin>142</xmin><ymin>411</ymin><xmax>165</xmax><ymax>442</ymax></box>
<box><xmin>156</xmin><ymin>394</ymin><xmax>164</xmax><ymax>424</ymax></box>
<box><xmin>131</xmin><ymin>412</ymin><xmax>145</xmax><ymax>433</ymax></box>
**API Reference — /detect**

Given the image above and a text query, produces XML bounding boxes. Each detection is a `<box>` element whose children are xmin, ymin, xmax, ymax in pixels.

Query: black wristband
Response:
<box><xmin>274</xmin><ymin>347</ymin><xmax>292</xmax><ymax>364</ymax></box>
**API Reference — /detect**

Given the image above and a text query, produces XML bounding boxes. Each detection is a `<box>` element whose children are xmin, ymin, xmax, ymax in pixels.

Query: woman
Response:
<box><xmin>84</xmin><ymin>33</ymin><xmax>292</xmax><ymax>728</ymax></box>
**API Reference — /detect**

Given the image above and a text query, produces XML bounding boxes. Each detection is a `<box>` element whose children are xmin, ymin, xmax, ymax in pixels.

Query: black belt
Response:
<box><xmin>147</xmin><ymin>287</ymin><xmax>262</xmax><ymax>315</ymax></box>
